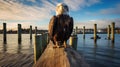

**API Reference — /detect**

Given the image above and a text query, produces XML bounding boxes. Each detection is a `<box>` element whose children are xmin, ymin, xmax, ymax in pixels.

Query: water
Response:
<box><xmin>77</xmin><ymin>34</ymin><xmax>120</xmax><ymax>67</ymax></box>
<box><xmin>0</xmin><ymin>34</ymin><xmax>34</xmax><ymax>54</ymax></box>
<box><xmin>0</xmin><ymin>34</ymin><xmax>120</xmax><ymax>67</ymax></box>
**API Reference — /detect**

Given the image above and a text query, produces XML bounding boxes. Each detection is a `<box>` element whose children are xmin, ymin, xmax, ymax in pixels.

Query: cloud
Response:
<box><xmin>0</xmin><ymin>0</ymin><xmax>101</xmax><ymax>30</ymax></box>
<box><xmin>27</xmin><ymin>0</ymin><xmax>36</xmax><ymax>3</ymax></box>
<box><xmin>86</xmin><ymin>3</ymin><xmax>120</xmax><ymax>16</ymax></box>
<box><xmin>0</xmin><ymin>0</ymin><xmax>56</xmax><ymax>30</ymax></box>
<box><xmin>63</xmin><ymin>0</ymin><xmax>100</xmax><ymax>11</ymax></box>
<box><xmin>75</xmin><ymin>18</ymin><xmax>120</xmax><ymax>29</ymax></box>
<box><xmin>100</xmin><ymin>4</ymin><xmax>120</xmax><ymax>15</ymax></box>
<box><xmin>0</xmin><ymin>0</ymin><xmax>101</xmax><ymax>20</ymax></box>
<box><xmin>0</xmin><ymin>0</ymin><xmax>55</xmax><ymax>21</ymax></box>
<box><xmin>0</xmin><ymin>0</ymin><xmax>119</xmax><ymax>30</ymax></box>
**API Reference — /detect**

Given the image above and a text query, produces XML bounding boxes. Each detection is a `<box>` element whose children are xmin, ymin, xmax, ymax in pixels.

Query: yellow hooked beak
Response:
<box><xmin>59</xmin><ymin>6</ymin><xmax>64</xmax><ymax>13</ymax></box>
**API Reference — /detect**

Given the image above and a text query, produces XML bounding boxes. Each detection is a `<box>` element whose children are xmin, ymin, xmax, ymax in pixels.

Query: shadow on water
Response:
<box><xmin>29</xmin><ymin>40</ymin><xmax>33</xmax><ymax>53</ymax></box>
<box><xmin>17</xmin><ymin>39</ymin><xmax>33</xmax><ymax>54</ymax></box>
<box><xmin>17</xmin><ymin>43</ymin><xmax>22</xmax><ymax>53</ymax></box>
<box><xmin>83</xmin><ymin>35</ymin><xmax>85</xmax><ymax>39</ymax></box>
<box><xmin>111</xmin><ymin>42</ymin><xmax>115</xmax><ymax>48</ymax></box>
<box><xmin>29</xmin><ymin>40</ymin><xmax>32</xmax><ymax>48</ymax></box>
<box><xmin>94</xmin><ymin>40</ymin><xmax>97</xmax><ymax>47</ymax></box>
<box><xmin>83</xmin><ymin>38</ymin><xmax>85</xmax><ymax>46</ymax></box>
<box><xmin>92</xmin><ymin>40</ymin><xmax>99</xmax><ymax>67</ymax></box>
<box><xmin>3</xmin><ymin>44</ymin><xmax>7</xmax><ymax>53</ymax></box>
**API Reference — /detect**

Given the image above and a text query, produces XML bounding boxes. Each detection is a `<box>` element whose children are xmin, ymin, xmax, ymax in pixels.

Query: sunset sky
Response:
<box><xmin>0</xmin><ymin>0</ymin><xmax>120</xmax><ymax>30</ymax></box>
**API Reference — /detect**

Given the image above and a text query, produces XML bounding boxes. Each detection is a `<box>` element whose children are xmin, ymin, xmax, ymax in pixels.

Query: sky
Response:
<box><xmin>0</xmin><ymin>0</ymin><xmax>120</xmax><ymax>30</ymax></box>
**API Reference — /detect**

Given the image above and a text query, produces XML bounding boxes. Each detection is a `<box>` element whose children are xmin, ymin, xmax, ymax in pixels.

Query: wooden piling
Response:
<box><xmin>42</xmin><ymin>33</ymin><xmax>48</xmax><ymax>51</ymax></box>
<box><xmin>107</xmin><ymin>25</ymin><xmax>111</xmax><ymax>40</ymax></box>
<box><xmin>75</xmin><ymin>26</ymin><xmax>78</xmax><ymax>34</ymax></box>
<box><xmin>18</xmin><ymin>24</ymin><xmax>22</xmax><ymax>44</ymax></box>
<box><xmin>94</xmin><ymin>24</ymin><xmax>97</xmax><ymax>41</ymax></box>
<box><xmin>30</xmin><ymin>25</ymin><xmax>32</xmax><ymax>40</ymax></box>
<box><xmin>83</xmin><ymin>26</ymin><xmax>85</xmax><ymax>39</ymax></box>
<box><xmin>3</xmin><ymin>23</ymin><xmax>7</xmax><ymax>44</ymax></box>
<box><xmin>35</xmin><ymin>26</ymin><xmax>37</xmax><ymax>36</ymax></box>
<box><xmin>69</xmin><ymin>34</ymin><xmax>78</xmax><ymax>50</ymax></box>
<box><xmin>34</xmin><ymin>41</ymin><xmax>89</xmax><ymax>67</ymax></box>
<box><xmin>34</xmin><ymin>35</ymin><xmax>43</xmax><ymax>64</ymax></box>
<box><xmin>46</xmin><ymin>33</ymin><xmax>49</xmax><ymax>44</ymax></box>
<box><xmin>111</xmin><ymin>22</ymin><xmax>115</xmax><ymax>43</ymax></box>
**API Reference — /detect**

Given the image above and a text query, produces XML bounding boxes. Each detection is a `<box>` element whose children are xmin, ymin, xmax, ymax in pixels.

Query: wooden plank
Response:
<box><xmin>34</xmin><ymin>41</ymin><xmax>54</xmax><ymax>67</ymax></box>
<box><xmin>0</xmin><ymin>53</ymin><xmax>33</xmax><ymax>67</ymax></box>
<box><xmin>34</xmin><ymin>41</ymin><xmax>89</xmax><ymax>67</ymax></box>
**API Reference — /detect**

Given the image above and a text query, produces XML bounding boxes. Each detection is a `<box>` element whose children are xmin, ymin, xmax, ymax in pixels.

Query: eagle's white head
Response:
<box><xmin>56</xmin><ymin>3</ymin><xmax>69</xmax><ymax>15</ymax></box>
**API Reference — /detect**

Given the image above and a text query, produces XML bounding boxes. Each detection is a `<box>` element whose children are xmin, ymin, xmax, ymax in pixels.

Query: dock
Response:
<box><xmin>34</xmin><ymin>41</ymin><xmax>89</xmax><ymax>67</ymax></box>
<box><xmin>0</xmin><ymin>53</ymin><xmax>33</xmax><ymax>67</ymax></box>
<box><xmin>0</xmin><ymin>22</ymin><xmax>117</xmax><ymax>67</ymax></box>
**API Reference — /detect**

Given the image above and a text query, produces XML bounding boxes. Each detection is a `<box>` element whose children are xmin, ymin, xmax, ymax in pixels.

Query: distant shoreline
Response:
<box><xmin>0</xmin><ymin>32</ymin><xmax>120</xmax><ymax>34</ymax></box>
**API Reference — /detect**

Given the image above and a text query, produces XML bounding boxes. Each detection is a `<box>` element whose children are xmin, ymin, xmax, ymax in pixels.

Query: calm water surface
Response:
<box><xmin>0</xmin><ymin>34</ymin><xmax>120</xmax><ymax>67</ymax></box>
<box><xmin>77</xmin><ymin>34</ymin><xmax>120</xmax><ymax>67</ymax></box>
<box><xmin>0</xmin><ymin>34</ymin><xmax>34</xmax><ymax>54</ymax></box>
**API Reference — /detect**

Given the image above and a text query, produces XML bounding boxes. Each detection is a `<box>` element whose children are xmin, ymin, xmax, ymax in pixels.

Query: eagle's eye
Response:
<box><xmin>64</xmin><ymin>5</ymin><xmax>69</xmax><ymax>11</ymax></box>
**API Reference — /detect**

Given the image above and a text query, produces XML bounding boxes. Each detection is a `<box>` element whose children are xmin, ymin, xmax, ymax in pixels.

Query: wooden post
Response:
<box><xmin>30</xmin><ymin>25</ymin><xmax>32</xmax><ymax>40</ymax></box>
<box><xmin>3</xmin><ymin>23</ymin><xmax>7</xmax><ymax>44</ymax></box>
<box><xmin>42</xmin><ymin>33</ymin><xmax>47</xmax><ymax>51</ymax></box>
<box><xmin>69</xmin><ymin>34</ymin><xmax>78</xmax><ymax>50</ymax></box>
<box><xmin>107</xmin><ymin>25</ymin><xmax>110</xmax><ymax>40</ymax></box>
<box><xmin>18</xmin><ymin>24</ymin><xmax>22</xmax><ymax>44</ymax></box>
<box><xmin>75</xmin><ymin>26</ymin><xmax>78</xmax><ymax>34</ymax></box>
<box><xmin>34</xmin><ymin>41</ymin><xmax>90</xmax><ymax>67</ymax></box>
<box><xmin>111</xmin><ymin>22</ymin><xmax>115</xmax><ymax>43</ymax></box>
<box><xmin>46</xmin><ymin>33</ymin><xmax>49</xmax><ymax>44</ymax></box>
<box><xmin>83</xmin><ymin>26</ymin><xmax>85</xmax><ymax>39</ymax></box>
<box><xmin>34</xmin><ymin>35</ymin><xmax>43</xmax><ymax>64</ymax></box>
<box><xmin>94</xmin><ymin>24</ymin><xmax>97</xmax><ymax>42</ymax></box>
<box><xmin>35</xmin><ymin>26</ymin><xmax>37</xmax><ymax>36</ymax></box>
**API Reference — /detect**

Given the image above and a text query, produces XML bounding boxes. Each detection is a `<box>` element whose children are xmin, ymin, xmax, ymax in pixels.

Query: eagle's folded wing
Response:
<box><xmin>69</xmin><ymin>17</ymin><xmax>73</xmax><ymax>35</ymax></box>
<box><xmin>48</xmin><ymin>16</ymin><xmax>57</xmax><ymax>39</ymax></box>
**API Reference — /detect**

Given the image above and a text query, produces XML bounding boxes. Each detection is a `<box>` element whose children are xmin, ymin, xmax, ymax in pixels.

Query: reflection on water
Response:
<box><xmin>17</xmin><ymin>44</ymin><xmax>22</xmax><ymax>53</ymax></box>
<box><xmin>0</xmin><ymin>34</ymin><xmax>34</xmax><ymax>54</ymax></box>
<box><xmin>94</xmin><ymin>40</ymin><xmax>97</xmax><ymax>47</ymax></box>
<box><xmin>111</xmin><ymin>42</ymin><xmax>115</xmax><ymax>48</ymax></box>
<box><xmin>3</xmin><ymin>44</ymin><xmax>7</xmax><ymax>53</ymax></box>
<box><xmin>0</xmin><ymin>34</ymin><xmax>120</xmax><ymax>67</ymax></box>
<box><xmin>78</xmin><ymin>34</ymin><xmax>120</xmax><ymax>67</ymax></box>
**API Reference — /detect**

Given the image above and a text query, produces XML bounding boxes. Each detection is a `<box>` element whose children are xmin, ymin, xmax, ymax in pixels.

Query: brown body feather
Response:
<box><xmin>48</xmin><ymin>14</ymin><xmax>73</xmax><ymax>45</ymax></box>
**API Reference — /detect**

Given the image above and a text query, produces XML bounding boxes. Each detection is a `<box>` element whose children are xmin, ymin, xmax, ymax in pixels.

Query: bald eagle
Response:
<box><xmin>48</xmin><ymin>3</ymin><xmax>73</xmax><ymax>48</ymax></box>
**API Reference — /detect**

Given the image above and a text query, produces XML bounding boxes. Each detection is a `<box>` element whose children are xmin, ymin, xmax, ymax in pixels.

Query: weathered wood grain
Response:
<box><xmin>0</xmin><ymin>53</ymin><xmax>33</xmax><ymax>67</ymax></box>
<box><xmin>34</xmin><ymin>41</ymin><xmax>89</xmax><ymax>67</ymax></box>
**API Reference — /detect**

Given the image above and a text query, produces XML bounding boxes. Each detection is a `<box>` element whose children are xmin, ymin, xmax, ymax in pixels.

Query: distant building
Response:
<box><xmin>115</xmin><ymin>27</ymin><xmax>120</xmax><ymax>34</ymax></box>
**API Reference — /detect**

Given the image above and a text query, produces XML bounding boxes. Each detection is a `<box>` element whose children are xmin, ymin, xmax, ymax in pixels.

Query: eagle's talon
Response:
<box><xmin>63</xmin><ymin>44</ymin><xmax>67</xmax><ymax>48</ymax></box>
<box><xmin>53</xmin><ymin>45</ymin><xmax>60</xmax><ymax>48</ymax></box>
<box><xmin>63</xmin><ymin>41</ymin><xmax>67</xmax><ymax>48</ymax></box>
<box><xmin>53</xmin><ymin>42</ymin><xmax>60</xmax><ymax>48</ymax></box>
